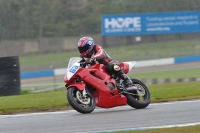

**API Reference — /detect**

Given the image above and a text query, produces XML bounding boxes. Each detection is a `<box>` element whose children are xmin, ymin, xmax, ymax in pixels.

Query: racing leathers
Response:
<box><xmin>81</xmin><ymin>44</ymin><xmax>133</xmax><ymax>87</ymax></box>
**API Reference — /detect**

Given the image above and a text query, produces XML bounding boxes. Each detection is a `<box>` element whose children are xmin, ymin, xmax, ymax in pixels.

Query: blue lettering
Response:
<box><xmin>69</xmin><ymin>65</ymin><xmax>79</xmax><ymax>73</ymax></box>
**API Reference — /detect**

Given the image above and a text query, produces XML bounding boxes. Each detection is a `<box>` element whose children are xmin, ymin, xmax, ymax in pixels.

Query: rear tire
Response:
<box><xmin>67</xmin><ymin>87</ymin><xmax>95</xmax><ymax>114</ymax></box>
<box><xmin>125</xmin><ymin>78</ymin><xmax>151</xmax><ymax>109</ymax></box>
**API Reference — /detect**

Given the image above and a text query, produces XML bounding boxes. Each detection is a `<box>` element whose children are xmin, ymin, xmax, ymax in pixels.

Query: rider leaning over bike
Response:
<box><xmin>77</xmin><ymin>36</ymin><xmax>133</xmax><ymax>88</ymax></box>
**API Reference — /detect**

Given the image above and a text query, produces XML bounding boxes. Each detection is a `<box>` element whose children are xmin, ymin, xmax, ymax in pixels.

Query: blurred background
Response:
<box><xmin>0</xmin><ymin>0</ymin><xmax>200</xmax><ymax>93</ymax></box>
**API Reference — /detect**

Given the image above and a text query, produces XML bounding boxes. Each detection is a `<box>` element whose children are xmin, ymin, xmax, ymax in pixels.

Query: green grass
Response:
<box><xmin>149</xmin><ymin>82</ymin><xmax>200</xmax><ymax>102</ymax></box>
<box><xmin>19</xmin><ymin>38</ymin><xmax>200</xmax><ymax>72</ymax></box>
<box><xmin>109</xmin><ymin>125</ymin><xmax>200</xmax><ymax>133</ymax></box>
<box><xmin>107</xmin><ymin>39</ymin><xmax>200</xmax><ymax>61</ymax></box>
<box><xmin>1</xmin><ymin>81</ymin><xmax>200</xmax><ymax>115</ymax></box>
<box><xmin>0</xmin><ymin>90</ymin><xmax>69</xmax><ymax>114</ymax></box>
<box><xmin>129</xmin><ymin>67</ymin><xmax>200</xmax><ymax>79</ymax></box>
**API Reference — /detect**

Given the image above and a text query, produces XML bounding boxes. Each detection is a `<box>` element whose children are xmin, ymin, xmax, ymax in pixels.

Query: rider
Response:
<box><xmin>77</xmin><ymin>36</ymin><xmax>133</xmax><ymax>88</ymax></box>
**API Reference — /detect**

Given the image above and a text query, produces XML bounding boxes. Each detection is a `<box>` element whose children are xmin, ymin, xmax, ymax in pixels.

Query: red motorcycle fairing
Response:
<box><xmin>67</xmin><ymin>81</ymin><xmax>86</xmax><ymax>91</ymax></box>
<box><xmin>67</xmin><ymin>64</ymin><xmax>127</xmax><ymax>108</ymax></box>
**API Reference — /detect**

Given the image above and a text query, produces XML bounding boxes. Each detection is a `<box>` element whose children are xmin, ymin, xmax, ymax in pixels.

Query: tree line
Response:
<box><xmin>0</xmin><ymin>0</ymin><xmax>200</xmax><ymax>40</ymax></box>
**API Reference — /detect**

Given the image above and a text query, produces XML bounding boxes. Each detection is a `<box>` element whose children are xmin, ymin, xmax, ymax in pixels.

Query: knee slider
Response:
<box><xmin>113</xmin><ymin>64</ymin><xmax>121</xmax><ymax>71</ymax></box>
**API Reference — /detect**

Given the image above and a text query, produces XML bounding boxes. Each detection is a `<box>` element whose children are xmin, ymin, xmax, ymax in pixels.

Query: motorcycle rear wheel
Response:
<box><xmin>125</xmin><ymin>78</ymin><xmax>151</xmax><ymax>109</ymax></box>
<box><xmin>67</xmin><ymin>87</ymin><xmax>96</xmax><ymax>114</ymax></box>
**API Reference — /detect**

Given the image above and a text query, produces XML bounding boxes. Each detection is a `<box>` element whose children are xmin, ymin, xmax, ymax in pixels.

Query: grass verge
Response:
<box><xmin>110</xmin><ymin>125</ymin><xmax>200</xmax><ymax>133</ymax></box>
<box><xmin>0</xmin><ymin>90</ymin><xmax>70</xmax><ymax>114</ymax></box>
<box><xmin>0</xmin><ymin>81</ymin><xmax>200</xmax><ymax>115</ymax></box>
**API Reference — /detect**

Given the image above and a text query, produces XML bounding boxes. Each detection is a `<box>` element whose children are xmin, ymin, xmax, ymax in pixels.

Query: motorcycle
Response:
<box><xmin>64</xmin><ymin>57</ymin><xmax>151</xmax><ymax>114</ymax></box>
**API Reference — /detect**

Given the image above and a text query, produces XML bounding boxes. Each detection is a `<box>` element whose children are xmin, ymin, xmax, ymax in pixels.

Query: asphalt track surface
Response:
<box><xmin>0</xmin><ymin>100</ymin><xmax>200</xmax><ymax>133</ymax></box>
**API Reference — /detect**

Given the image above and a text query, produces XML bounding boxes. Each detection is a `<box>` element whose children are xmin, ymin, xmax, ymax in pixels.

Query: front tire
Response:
<box><xmin>67</xmin><ymin>87</ymin><xmax>95</xmax><ymax>114</ymax></box>
<box><xmin>125</xmin><ymin>78</ymin><xmax>151</xmax><ymax>109</ymax></box>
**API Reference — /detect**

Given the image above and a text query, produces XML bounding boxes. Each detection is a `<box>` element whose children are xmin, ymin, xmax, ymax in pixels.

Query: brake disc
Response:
<box><xmin>135</xmin><ymin>84</ymin><xmax>145</xmax><ymax>97</ymax></box>
<box><xmin>76</xmin><ymin>91</ymin><xmax>90</xmax><ymax>104</ymax></box>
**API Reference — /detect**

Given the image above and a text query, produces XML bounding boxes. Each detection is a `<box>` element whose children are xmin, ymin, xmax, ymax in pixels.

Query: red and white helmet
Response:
<box><xmin>78</xmin><ymin>37</ymin><xmax>94</xmax><ymax>57</ymax></box>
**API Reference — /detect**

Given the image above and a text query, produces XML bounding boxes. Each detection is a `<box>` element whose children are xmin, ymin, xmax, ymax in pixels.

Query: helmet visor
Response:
<box><xmin>78</xmin><ymin>44</ymin><xmax>90</xmax><ymax>54</ymax></box>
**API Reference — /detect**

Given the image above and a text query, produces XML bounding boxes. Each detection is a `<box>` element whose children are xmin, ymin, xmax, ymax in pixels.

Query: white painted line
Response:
<box><xmin>0</xmin><ymin>110</ymin><xmax>76</xmax><ymax>119</ymax></box>
<box><xmin>135</xmin><ymin>58</ymin><xmax>174</xmax><ymax>68</ymax></box>
<box><xmin>0</xmin><ymin>99</ymin><xmax>200</xmax><ymax>119</ymax></box>
<box><xmin>150</xmin><ymin>99</ymin><xmax>200</xmax><ymax>106</ymax></box>
<box><xmin>83</xmin><ymin>122</ymin><xmax>200</xmax><ymax>133</ymax></box>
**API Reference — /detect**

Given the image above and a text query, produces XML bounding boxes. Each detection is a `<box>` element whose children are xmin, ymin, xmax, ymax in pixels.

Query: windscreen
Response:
<box><xmin>67</xmin><ymin>57</ymin><xmax>81</xmax><ymax>70</ymax></box>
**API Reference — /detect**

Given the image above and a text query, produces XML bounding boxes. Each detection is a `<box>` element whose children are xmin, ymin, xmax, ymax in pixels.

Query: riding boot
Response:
<box><xmin>119</xmin><ymin>72</ymin><xmax>138</xmax><ymax>92</ymax></box>
<box><xmin>117</xmin><ymin>71</ymin><xmax>133</xmax><ymax>87</ymax></box>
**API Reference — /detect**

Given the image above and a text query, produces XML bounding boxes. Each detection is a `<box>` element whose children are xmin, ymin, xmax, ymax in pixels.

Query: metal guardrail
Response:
<box><xmin>141</xmin><ymin>77</ymin><xmax>200</xmax><ymax>85</ymax></box>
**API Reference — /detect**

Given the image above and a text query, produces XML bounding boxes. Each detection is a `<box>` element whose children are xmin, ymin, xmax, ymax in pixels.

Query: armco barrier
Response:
<box><xmin>20</xmin><ymin>55</ymin><xmax>200</xmax><ymax>79</ymax></box>
<box><xmin>175</xmin><ymin>55</ymin><xmax>200</xmax><ymax>64</ymax></box>
<box><xmin>141</xmin><ymin>77</ymin><xmax>200</xmax><ymax>85</ymax></box>
<box><xmin>21</xmin><ymin>70</ymin><xmax>54</xmax><ymax>79</ymax></box>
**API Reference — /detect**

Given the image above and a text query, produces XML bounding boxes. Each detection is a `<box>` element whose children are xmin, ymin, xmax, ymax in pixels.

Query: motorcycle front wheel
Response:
<box><xmin>125</xmin><ymin>78</ymin><xmax>151</xmax><ymax>109</ymax></box>
<box><xmin>67</xmin><ymin>87</ymin><xmax>96</xmax><ymax>114</ymax></box>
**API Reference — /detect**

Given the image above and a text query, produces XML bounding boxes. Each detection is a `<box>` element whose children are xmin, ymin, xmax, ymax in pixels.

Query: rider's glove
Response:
<box><xmin>79</xmin><ymin>58</ymin><xmax>86</xmax><ymax>68</ymax></box>
<box><xmin>90</xmin><ymin>58</ymin><xmax>96</xmax><ymax>64</ymax></box>
<box><xmin>80</xmin><ymin>62</ymin><xmax>86</xmax><ymax>68</ymax></box>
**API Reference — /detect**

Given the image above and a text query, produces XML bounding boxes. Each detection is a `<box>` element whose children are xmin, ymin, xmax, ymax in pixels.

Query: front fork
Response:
<box><xmin>82</xmin><ymin>89</ymin><xmax>87</xmax><ymax>97</ymax></box>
